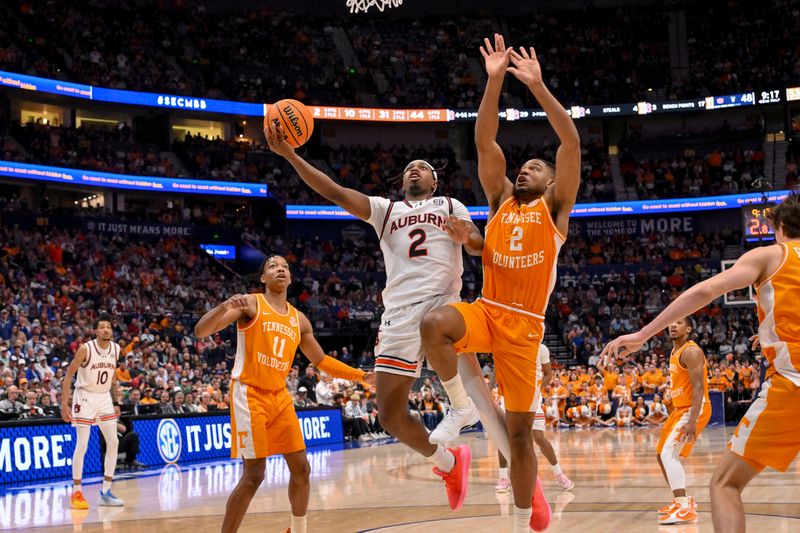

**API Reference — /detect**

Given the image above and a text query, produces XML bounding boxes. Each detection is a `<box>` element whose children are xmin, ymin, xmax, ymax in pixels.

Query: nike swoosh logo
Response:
<box><xmin>262</xmin><ymin>312</ymin><xmax>271</xmax><ymax>316</ymax></box>
<box><xmin>528</xmin><ymin>333</ymin><xmax>536</xmax><ymax>338</ymax></box>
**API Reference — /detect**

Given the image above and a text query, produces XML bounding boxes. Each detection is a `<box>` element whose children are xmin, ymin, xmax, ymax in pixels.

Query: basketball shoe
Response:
<box><xmin>555</xmin><ymin>472</ymin><xmax>575</xmax><ymax>491</ymax></box>
<box><xmin>429</xmin><ymin>399</ymin><xmax>480</xmax><ymax>445</ymax></box>
<box><xmin>530</xmin><ymin>476</ymin><xmax>552</xmax><ymax>531</ymax></box>
<box><xmin>659</xmin><ymin>497</ymin><xmax>698</xmax><ymax>525</ymax></box>
<box><xmin>99</xmin><ymin>489</ymin><xmax>124</xmax><ymax>506</ymax></box>
<box><xmin>70</xmin><ymin>490</ymin><xmax>89</xmax><ymax>510</ymax></box>
<box><xmin>495</xmin><ymin>477</ymin><xmax>510</xmax><ymax>493</ymax></box>
<box><xmin>432</xmin><ymin>444</ymin><xmax>471</xmax><ymax>510</ymax></box>
<box><xmin>659</xmin><ymin>496</ymin><xmax>697</xmax><ymax>516</ymax></box>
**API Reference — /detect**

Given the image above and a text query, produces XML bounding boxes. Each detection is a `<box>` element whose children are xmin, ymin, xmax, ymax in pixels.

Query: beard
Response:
<box><xmin>405</xmin><ymin>182</ymin><xmax>427</xmax><ymax>196</ymax></box>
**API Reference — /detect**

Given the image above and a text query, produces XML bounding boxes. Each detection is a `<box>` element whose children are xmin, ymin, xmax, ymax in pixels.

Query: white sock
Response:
<box><xmin>513</xmin><ymin>506</ymin><xmax>532</xmax><ymax>533</ymax></box>
<box><xmin>675</xmin><ymin>496</ymin><xmax>689</xmax><ymax>508</ymax></box>
<box><xmin>102</xmin><ymin>480</ymin><xmax>112</xmax><ymax>493</ymax></box>
<box><xmin>551</xmin><ymin>463</ymin><xmax>563</xmax><ymax>476</ymax></box>
<box><xmin>427</xmin><ymin>444</ymin><xmax>456</xmax><ymax>473</ymax></box>
<box><xmin>73</xmin><ymin>482</ymin><xmax>81</xmax><ymax>493</ymax></box>
<box><xmin>291</xmin><ymin>514</ymin><xmax>307</xmax><ymax>533</ymax></box>
<box><xmin>442</xmin><ymin>375</ymin><xmax>470</xmax><ymax>409</ymax></box>
<box><xmin>499</xmin><ymin>467</ymin><xmax>508</xmax><ymax>479</ymax></box>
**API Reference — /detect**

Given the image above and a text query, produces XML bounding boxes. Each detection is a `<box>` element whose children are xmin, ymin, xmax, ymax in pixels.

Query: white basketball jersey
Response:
<box><xmin>367</xmin><ymin>196</ymin><xmax>469</xmax><ymax>308</ymax></box>
<box><xmin>75</xmin><ymin>339</ymin><xmax>119</xmax><ymax>393</ymax></box>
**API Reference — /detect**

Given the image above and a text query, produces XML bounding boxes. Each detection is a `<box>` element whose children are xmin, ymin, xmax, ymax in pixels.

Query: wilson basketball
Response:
<box><xmin>267</xmin><ymin>99</ymin><xmax>315</xmax><ymax>148</ymax></box>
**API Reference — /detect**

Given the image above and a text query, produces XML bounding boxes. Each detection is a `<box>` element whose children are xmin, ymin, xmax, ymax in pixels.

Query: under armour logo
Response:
<box><xmin>384</xmin><ymin>320</ymin><xmax>392</xmax><ymax>326</ymax></box>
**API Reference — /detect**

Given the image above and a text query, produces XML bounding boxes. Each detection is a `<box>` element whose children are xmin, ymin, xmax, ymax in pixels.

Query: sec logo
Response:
<box><xmin>157</xmin><ymin>418</ymin><xmax>182</xmax><ymax>464</ymax></box>
<box><xmin>433</xmin><ymin>198</ymin><xmax>444</xmax><ymax>206</ymax></box>
<box><xmin>290</xmin><ymin>316</ymin><xmax>298</xmax><ymax>328</ymax></box>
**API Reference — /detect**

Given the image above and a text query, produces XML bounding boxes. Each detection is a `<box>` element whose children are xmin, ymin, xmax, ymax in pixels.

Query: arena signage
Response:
<box><xmin>0</xmin><ymin>410</ymin><xmax>343</xmax><ymax>484</ymax></box>
<box><xmin>133</xmin><ymin>411</ymin><xmax>343</xmax><ymax>467</ymax></box>
<box><xmin>288</xmin><ymin>190</ymin><xmax>791</xmax><ymax>220</ymax></box>
<box><xmin>0</xmin><ymin>425</ymin><xmax>101</xmax><ymax>483</ymax></box>
<box><xmin>0</xmin><ymin>160</ymin><xmax>267</xmax><ymax>198</ymax></box>
<box><xmin>84</xmin><ymin>220</ymin><xmax>194</xmax><ymax>239</ymax></box>
<box><xmin>0</xmin><ymin>69</ymin><xmax>790</xmax><ymax>122</ymax></box>
<box><xmin>571</xmin><ymin>215</ymin><xmax>695</xmax><ymax>238</ymax></box>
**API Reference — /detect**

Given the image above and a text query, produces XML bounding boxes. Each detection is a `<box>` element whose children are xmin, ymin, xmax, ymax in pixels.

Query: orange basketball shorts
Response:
<box><xmin>656</xmin><ymin>401</ymin><xmax>712</xmax><ymax>458</ymax></box>
<box><xmin>230</xmin><ymin>380</ymin><xmax>305</xmax><ymax>459</ymax></box>
<box><xmin>450</xmin><ymin>299</ymin><xmax>543</xmax><ymax>412</ymax></box>
<box><xmin>728</xmin><ymin>373</ymin><xmax>800</xmax><ymax>472</ymax></box>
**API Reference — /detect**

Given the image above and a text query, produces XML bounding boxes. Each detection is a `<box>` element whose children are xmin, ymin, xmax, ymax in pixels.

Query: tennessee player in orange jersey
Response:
<box><xmin>602</xmin><ymin>192</ymin><xmax>800</xmax><ymax>533</ymax></box>
<box><xmin>420</xmin><ymin>34</ymin><xmax>580</xmax><ymax>533</ymax></box>
<box><xmin>195</xmin><ymin>255</ymin><xmax>375</xmax><ymax>533</ymax></box>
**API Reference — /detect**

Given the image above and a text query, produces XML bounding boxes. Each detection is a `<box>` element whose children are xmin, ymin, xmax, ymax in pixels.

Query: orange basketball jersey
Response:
<box><xmin>756</xmin><ymin>241</ymin><xmax>800</xmax><ymax>386</ymax></box>
<box><xmin>232</xmin><ymin>294</ymin><xmax>301</xmax><ymax>391</ymax></box>
<box><xmin>481</xmin><ymin>197</ymin><xmax>565</xmax><ymax>318</ymax></box>
<box><xmin>669</xmin><ymin>340</ymin><xmax>709</xmax><ymax>409</ymax></box>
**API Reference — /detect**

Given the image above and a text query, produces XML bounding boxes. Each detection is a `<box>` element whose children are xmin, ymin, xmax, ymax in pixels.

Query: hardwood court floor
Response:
<box><xmin>4</xmin><ymin>426</ymin><xmax>799</xmax><ymax>532</ymax></box>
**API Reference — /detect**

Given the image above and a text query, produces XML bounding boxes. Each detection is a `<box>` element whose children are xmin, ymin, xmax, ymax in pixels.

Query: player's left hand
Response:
<box><xmin>679</xmin><ymin>420</ymin><xmax>697</xmax><ymax>443</ymax></box>
<box><xmin>600</xmin><ymin>331</ymin><xmax>647</xmax><ymax>360</ymax></box>
<box><xmin>507</xmin><ymin>47</ymin><xmax>544</xmax><ymax>87</ymax></box>
<box><xmin>114</xmin><ymin>404</ymin><xmax>121</xmax><ymax>418</ymax></box>
<box><xmin>363</xmin><ymin>371</ymin><xmax>376</xmax><ymax>387</ymax></box>
<box><xmin>749</xmin><ymin>334</ymin><xmax>760</xmax><ymax>350</ymax></box>
<box><xmin>444</xmin><ymin>215</ymin><xmax>471</xmax><ymax>244</ymax></box>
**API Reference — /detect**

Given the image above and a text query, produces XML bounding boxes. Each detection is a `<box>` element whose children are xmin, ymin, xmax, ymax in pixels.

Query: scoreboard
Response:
<box><xmin>742</xmin><ymin>205</ymin><xmax>774</xmax><ymax>242</ymax></box>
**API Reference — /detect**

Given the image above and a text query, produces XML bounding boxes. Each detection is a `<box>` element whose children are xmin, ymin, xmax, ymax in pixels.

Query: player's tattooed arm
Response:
<box><xmin>194</xmin><ymin>294</ymin><xmax>257</xmax><ymax>337</ymax></box>
<box><xmin>476</xmin><ymin>34</ymin><xmax>515</xmax><ymax>216</ymax></box>
<box><xmin>110</xmin><ymin>370</ymin><xmax>121</xmax><ymax>417</ymax></box>
<box><xmin>507</xmin><ymin>46</ymin><xmax>580</xmax><ymax>233</ymax></box>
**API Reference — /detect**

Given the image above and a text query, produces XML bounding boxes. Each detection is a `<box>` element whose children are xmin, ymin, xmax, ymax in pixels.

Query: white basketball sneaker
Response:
<box><xmin>429</xmin><ymin>399</ymin><xmax>480</xmax><ymax>445</ymax></box>
<box><xmin>99</xmin><ymin>490</ymin><xmax>124</xmax><ymax>507</ymax></box>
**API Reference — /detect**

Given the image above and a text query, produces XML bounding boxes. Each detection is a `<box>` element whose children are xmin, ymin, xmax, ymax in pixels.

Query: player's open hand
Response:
<box><xmin>223</xmin><ymin>294</ymin><xmax>250</xmax><ymax>311</ymax></box>
<box><xmin>679</xmin><ymin>420</ymin><xmax>697</xmax><ymax>443</ymax></box>
<box><xmin>480</xmin><ymin>34</ymin><xmax>512</xmax><ymax>79</ymax></box>
<box><xmin>444</xmin><ymin>215</ymin><xmax>471</xmax><ymax>244</ymax></box>
<box><xmin>507</xmin><ymin>47</ymin><xmax>544</xmax><ymax>88</ymax></box>
<box><xmin>264</xmin><ymin>116</ymin><xmax>295</xmax><ymax>159</ymax></box>
<box><xmin>749</xmin><ymin>334</ymin><xmax>760</xmax><ymax>350</ymax></box>
<box><xmin>600</xmin><ymin>331</ymin><xmax>646</xmax><ymax>360</ymax></box>
<box><xmin>363</xmin><ymin>371</ymin><xmax>377</xmax><ymax>387</ymax></box>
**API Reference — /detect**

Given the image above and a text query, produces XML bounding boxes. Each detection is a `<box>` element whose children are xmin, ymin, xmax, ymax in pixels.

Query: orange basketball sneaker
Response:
<box><xmin>432</xmin><ymin>444</ymin><xmax>471</xmax><ymax>510</ymax></box>
<box><xmin>659</xmin><ymin>496</ymin><xmax>697</xmax><ymax>516</ymax></box>
<box><xmin>659</xmin><ymin>497</ymin><xmax>697</xmax><ymax>525</ymax></box>
<box><xmin>70</xmin><ymin>490</ymin><xmax>89</xmax><ymax>510</ymax></box>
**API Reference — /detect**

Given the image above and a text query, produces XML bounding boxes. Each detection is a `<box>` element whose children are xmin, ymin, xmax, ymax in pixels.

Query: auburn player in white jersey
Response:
<box><xmin>196</xmin><ymin>256</ymin><xmax>373</xmax><ymax>533</ymax></box>
<box><xmin>265</xmin><ymin>120</ymin><xmax>512</xmax><ymax>512</ymax></box>
<box><xmin>495</xmin><ymin>344</ymin><xmax>574</xmax><ymax>493</ymax></box>
<box><xmin>61</xmin><ymin>314</ymin><xmax>124</xmax><ymax>509</ymax></box>
<box><xmin>603</xmin><ymin>192</ymin><xmax>800</xmax><ymax>532</ymax></box>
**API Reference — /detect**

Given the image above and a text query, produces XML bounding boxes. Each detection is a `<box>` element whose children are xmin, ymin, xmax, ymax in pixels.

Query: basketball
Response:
<box><xmin>266</xmin><ymin>99</ymin><xmax>314</xmax><ymax>148</ymax></box>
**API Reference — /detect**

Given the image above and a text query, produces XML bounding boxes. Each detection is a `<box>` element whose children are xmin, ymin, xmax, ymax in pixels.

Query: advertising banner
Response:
<box><xmin>0</xmin><ymin>409</ymin><xmax>343</xmax><ymax>484</ymax></box>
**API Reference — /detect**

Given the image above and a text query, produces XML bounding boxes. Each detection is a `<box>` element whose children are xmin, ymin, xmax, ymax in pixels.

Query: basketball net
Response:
<box><xmin>346</xmin><ymin>0</ymin><xmax>403</xmax><ymax>13</ymax></box>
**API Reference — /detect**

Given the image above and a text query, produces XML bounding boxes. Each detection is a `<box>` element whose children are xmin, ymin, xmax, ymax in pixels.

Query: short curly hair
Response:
<box><xmin>767</xmin><ymin>191</ymin><xmax>800</xmax><ymax>239</ymax></box>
